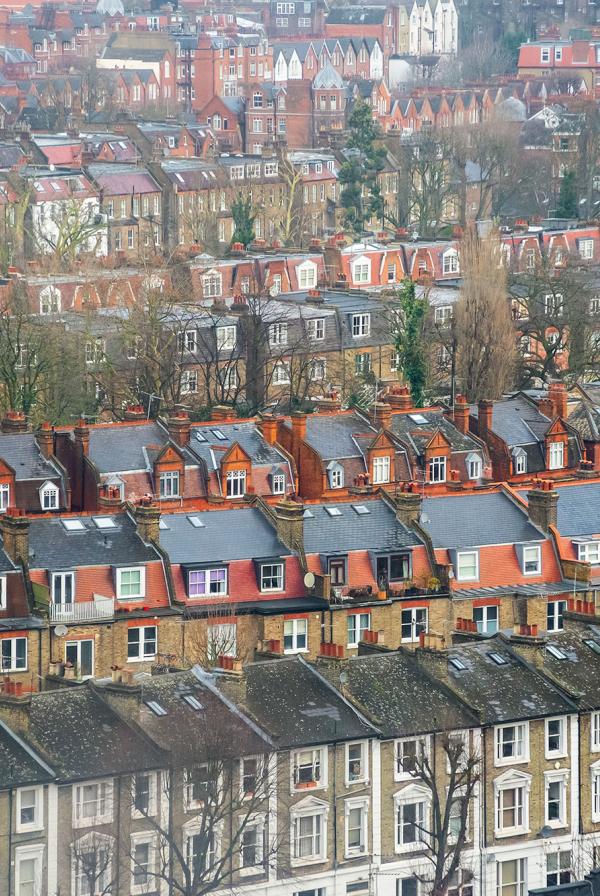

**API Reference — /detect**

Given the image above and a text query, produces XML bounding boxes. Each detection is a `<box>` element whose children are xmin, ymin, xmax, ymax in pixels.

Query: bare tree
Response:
<box><xmin>277</xmin><ymin>155</ymin><xmax>306</xmax><ymax>247</ymax></box>
<box><xmin>455</xmin><ymin>228</ymin><xmax>516</xmax><ymax>401</ymax></box>
<box><xmin>71</xmin><ymin>831</ymin><xmax>116</xmax><ymax>896</ymax></box>
<box><xmin>31</xmin><ymin>194</ymin><xmax>105</xmax><ymax>269</ymax></box>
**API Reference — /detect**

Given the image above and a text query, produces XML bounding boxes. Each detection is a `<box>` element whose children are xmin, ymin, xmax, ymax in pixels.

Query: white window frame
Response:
<box><xmin>352</xmin><ymin>312</ymin><xmax>371</xmax><ymax>337</ymax></box>
<box><xmin>497</xmin><ymin>857</ymin><xmax>527</xmax><ymax>896</ymax></box>
<box><xmin>494</xmin><ymin>722</ymin><xmax>529</xmax><ymax>766</ymax></box>
<box><xmin>116</xmin><ymin>566</ymin><xmax>145</xmax><ymax>600</ymax></box>
<box><xmin>455</xmin><ymin>551</ymin><xmax>479</xmax><ymax>583</ymax></box>
<box><xmin>347</xmin><ymin>612</ymin><xmax>370</xmax><ymax>648</ymax></box>
<box><xmin>292</xmin><ymin>748</ymin><xmax>327</xmax><ymax>790</ymax></box>
<box><xmin>401</xmin><ymin>607</ymin><xmax>428</xmax><ymax>644</ymax></box>
<box><xmin>272</xmin><ymin>362</ymin><xmax>290</xmax><ymax>385</ymax></box>
<box><xmin>592</xmin><ymin>762</ymin><xmax>600</xmax><ymax>821</ymax></box>
<box><xmin>345</xmin><ymin>797</ymin><xmax>369</xmax><ymax>857</ymax></box>
<box><xmin>73</xmin><ymin>779</ymin><xmax>114</xmax><ymax>827</ymax></box>
<box><xmin>40</xmin><ymin>481</ymin><xmax>59</xmax><ymax>510</ymax></box>
<box><xmin>180</xmin><ymin>370</ymin><xmax>198</xmax><ymax>395</ymax></box>
<box><xmin>545</xmin><ymin>716</ymin><xmax>567</xmax><ymax>759</ymax></box>
<box><xmin>216</xmin><ymin>325</ymin><xmax>236</xmax><ymax>351</ymax></box>
<box><xmin>202</xmin><ymin>271</ymin><xmax>223</xmax><ymax>298</ymax></box>
<box><xmin>373</xmin><ymin>455</ymin><xmax>391</xmax><ymax>484</ymax></box>
<box><xmin>394</xmin><ymin>736</ymin><xmax>430</xmax><ymax>781</ymax></box>
<box><xmin>522</xmin><ymin>545</ymin><xmax>541</xmax><ymax>576</ymax></box>
<box><xmin>283</xmin><ymin>617</ymin><xmax>307</xmax><ymax>653</ymax></box>
<box><xmin>513</xmin><ymin>450</ymin><xmax>527</xmax><ymax>475</ymax></box>
<box><xmin>16</xmin><ymin>786</ymin><xmax>44</xmax><ymax>833</ymax></box>
<box><xmin>545</xmin><ymin>771</ymin><xmax>568</xmax><ymax>829</ymax></box>
<box><xmin>442</xmin><ymin>249</ymin><xmax>459</xmax><ymax>275</ymax></box>
<box><xmin>548</xmin><ymin>441</ymin><xmax>565</xmax><ymax>470</ymax></box>
<box><xmin>428</xmin><ymin>455</ymin><xmax>447</xmax><ymax>483</ymax></box>
<box><xmin>474</xmin><ymin>604</ymin><xmax>498</xmax><ymax>634</ymax></box>
<box><xmin>159</xmin><ymin>470</ymin><xmax>180</xmax><ymax>499</ymax></box>
<box><xmin>0</xmin><ymin>482</ymin><xmax>10</xmax><ymax>511</ymax></box>
<box><xmin>132</xmin><ymin>771</ymin><xmax>158</xmax><ymax>819</ymax></box>
<box><xmin>127</xmin><ymin>625</ymin><xmax>157</xmax><ymax>662</ymax></box>
<box><xmin>239</xmin><ymin>814</ymin><xmax>266</xmax><ymax>874</ymax></box>
<box><xmin>352</xmin><ymin>258</ymin><xmax>371</xmax><ymax>285</ymax></box>
<box><xmin>188</xmin><ymin>567</ymin><xmax>228</xmax><ymax>598</ymax></box>
<box><xmin>578</xmin><ymin>541</ymin><xmax>600</xmax><ymax>564</ymax></box>
<box><xmin>307</xmin><ymin>318</ymin><xmax>325</xmax><ymax>341</ymax></box>
<box><xmin>394</xmin><ymin>783</ymin><xmax>431</xmax><ymax>852</ymax></box>
<box><xmin>269</xmin><ymin>322</ymin><xmax>288</xmax><ymax>346</ymax></box>
<box><xmin>298</xmin><ymin>261</ymin><xmax>317</xmax><ymax>289</ymax></box>
<box><xmin>16</xmin><ymin>845</ymin><xmax>45</xmax><ymax>896</ymax></box>
<box><xmin>346</xmin><ymin>741</ymin><xmax>368</xmax><ymax>785</ymax></box>
<box><xmin>226</xmin><ymin>469</ymin><xmax>246</xmax><ymax>498</ymax></box>
<box><xmin>494</xmin><ymin>770</ymin><xmax>531</xmax><ymax>837</ymax></box>
<box><xmin>1</xmin><ymin>636</ymin><xmax>27</xmax><ymax>672</ymax></box>
<box><xmin>466</xmin><ymin>453</ymin><xmax>482</xmax><ymax>480</ymax></box>
<box><xmin>272</xmin><ymin>473</ymin><xmax>285</xmax><ymax>495</ymax></box>
<box><xmin>130</xmin><ymin>833</ymin><xmax>157</xmax><ymax>895</ymax></box>
<box><xmin>291</xmin><ymin>800</ymin><xmax>328</xmax><ymax>864</ymax></box>
<box><xmin>591</xmin><ymin>712</ymin><xmax>600</xmax><ymax>753</ymax></box>
<box><xmin>580</xmin><ymin>239</ymin><xmax>594</xmax><ymax>260</ymax></box>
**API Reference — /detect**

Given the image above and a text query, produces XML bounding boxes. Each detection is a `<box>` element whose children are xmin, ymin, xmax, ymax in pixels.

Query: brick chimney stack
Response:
<box><xmin>291</xmin><ymin>412</ymin><xmax>307</xmax><ymax>459</ymax></box>
<box><xmin>260</xmin><ymin>414</ymin><xmax>279</xmax><ymax>446</ymax></box>
<box><xmin>124</xmin><ymin>404</ymin><xmax>146</xmax><ymax>422</ymax></box>
<box><xmin>477</xmin><ymin>400</ymin><xmax>493</xmax><ymax>436</ymax></box>
<box><xmin>0</xmin><ymin>508</ymin><xmax>29</xmax><ymax>563</ymax></box>
<box><xmin>273</xmin><ymin>497</ymin><xmax>304</xmax><ymax>551</ymax></box>
<box><xmin>133</xmin><ymin>498</ymin><xmax>161</xmax><ymax>544</ymax></box>
<box><xmin>167</xmin><ymin>410</ymin><xmax>191</xmax><ymax>448</ymax></box>
<box><xmin>373</xmin><ymin>401</ymin><xmax>392</xmax><ymax>431</ymax></box>
<box><xmin>74</xmin><ymin>420</ymin><xmax>90</xmax><ymax>456</ymax></box>
<box><xmin>393</xmin><ymin>483</ymin><xmax>422</xmax><ymax>527</ymax></box>
<box><xmin>452</xmin><ymin>395</ymin><xmax>470</xmax><ymax>435</ymax></box>
<box><xmin>386</xmin><ymin>386</ymin><xmax>412</xmax><ymax>411</ymax></box>
<box><xmin>1</xmin><ymin>410</ymin><xmax>27</xmax><ymax>433</ymax></box>
<box><xmin>36</xmin><ymin>422</ymin><xmax>54</xmax><ymax>458</ymax></box>
<box><xmin>548</xmin><ymin>382</ymin><xmax>567</xmax><ymax>419</ymax></box>
<box><xmin>527</xmin><ymin>479</ymin><xmax>558</xmax><ymax>531</ymax></box>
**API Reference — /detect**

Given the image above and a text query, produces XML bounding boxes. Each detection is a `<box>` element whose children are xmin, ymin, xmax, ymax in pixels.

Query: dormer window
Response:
<box><xmin>352</xmin><ymin>313</ymin><xmax>371</xmax><ymax>337</ymax></box>
<box><xmin>512</xmin><ymin>448</ymin><xmax>527</xmax><ymax>475</ymax></box>
<box><xmin>442</xmin><ymin>249</ymin><xmax>459</xmax><ymax>275</ymax></box>
<box><xmin>466</xmin><ymin>453</ymin><xmax>482</xmax><ymax>480</ymax></box>
<box><xmin>116</xmin><ymin>567</ymin><xmax>145</xmax><ymax>600</ymax></box>
<box><xmin>226</xmin><ymin>469</ymin><xmax>246</xmax><ymax>498</ymax></box>
<box><xmin>327</xmin><ymin>462</ymin><xmax>344</xmax><ymax>489</ymax></box>
<box><xmin>159</xmin><ymin>471</ymin><xmax>180</xmax><ymax>498</ymax></box>
<box><xmin>548</xmin><ymin>441</ymin><xmax>564</xmax><ymax>470</ymax></box>
<box><xmin>372</xmin><ymin>456</ymin><xmax>391</xmax><ymax>484</ymax></box>
<box><xmin>40</xmin><ymin>481</ymin><xmax>59</xmax><ymax>510</ymax></box>
<box><xmin>260</xmin><ymin>562</ymin><xmax>284</xmax><ymax>592</ymax></box>
<box><xmin>271</xmin><ymin>471</ymin><xmax>285</xmax><ymax>495</ymax></box>
<box><xmin>188</xmin><ymin>567</ymin><xmax>227</xmax><ymax>598</ymax></box>
<box><xmin>455</xmin><ymin>551</ymin><xmax>479</xmax><ymax>582</ymax></box>
<box><xmin>428</xmin><ymin>456</ymin><xmax>446</xmax><ymax>483</ymax></box>
<box><xmin>0</xmin><ymin>483</ymin><xmax>10</xmax><ymax>512</ymax></box>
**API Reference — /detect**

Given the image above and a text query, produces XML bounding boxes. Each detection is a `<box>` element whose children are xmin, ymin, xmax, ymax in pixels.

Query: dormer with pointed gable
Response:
<box><xmin>424</xmin><ymin>430</ymin><xmax>451</xmax><ymax>484</ymax></box>
<box><xmin>219</xmin><ymin>442</ymin><xmax>252</xmax><ymax>500</ymax></box>
<box><xmin>153</xmin><ymin>442</ymin><xmax>186</xmax><ymax>502</ymax></box>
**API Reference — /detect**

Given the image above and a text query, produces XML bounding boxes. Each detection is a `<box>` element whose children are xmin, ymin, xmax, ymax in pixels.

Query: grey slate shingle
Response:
<box><xmin>303</xmin><ymin>499</ymin><xmax>420</xmax><ymax>554</ymax></box>
<box><xmin>160</xmin><ymin>507</ymin><xmax>289</xmax><ymax>564</ymax></box>
<box><xmin>422</xmin><ymin>491</ymin><xmax>543</xmax><ymax>549</ymax></box>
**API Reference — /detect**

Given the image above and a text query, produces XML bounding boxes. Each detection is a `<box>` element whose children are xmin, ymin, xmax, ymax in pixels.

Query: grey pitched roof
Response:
<box><xmin>0</xmin><ymin>433</ymin><xmax>61</xmax><ymax>481</ymax></box>
<box><xmin>422</xmin><ymin>491</ymin><xmax>543</xmax><ymax>549</ymax></box>
<box><xmin>303</xmin><ymin>499</ymin><xmax>421</xmax><ymax>554</ymax></box>
<box><xmin>471</xmin><ymin>394</ymin><xmax>551</xmax><ymax>447</ymax></box>
<box><xmin>159</xmin><ymin>507</ymin><xmax>289</xmax><ymax>564</ymax></box>
<box><xmin>188</xmin><ymin>422</ymin><xmax>287</xmax><ymax>469</ymax></box>
<box><xmin>299</xmin><ymin>413</ymin><xmax>375</xmax><ymax>461</ymax></box>
<box><xmin>28</xmin><ymin>512</ymin><xmax>159</xmax><ymax>571</ymax></box>
<box><xmin>553</xmin><ymin>482</ymin><xmax>600</xmax><ymax>537</ymax></box>
<box><xmin>223</xmin><ymin>656</ymin><xmax>375</xmax><ymax>747</ymax></box>
<box><xmin>27</xmin><ymin>686</ymin><xmax>165</xmax><ymax>781</ymax></box>
<box><xmin>316</xmin><ymin>651</ymin><xmax>478</xmax><ymax>737</ymax></box>
<box><xmin>445</xmin><ymin>640</ymin><xmax>575</xmax><ymax>723</ymax></box>
<box><xmin>313</xmin><ymin>60</ymin><xmax>344</xmax><ymax>89</ymax></box>
<box><xmin>0</xmin><ymin>721</ymin><xmax>54</xmax><ymax>789</ymax></box>
<box><xmin>390</xmin><ymin>410</ymin><xmax>481</xmax><ymax>454</ymax></box>
<box><xmin>88</xmin><ymin>422</ymin><xmax>167</xmax><ymax>473</ymax></box>
<box><xmin>536</xmin><ymin>628</ymin><xmax>600</xmax><ymax>709</ymax></box>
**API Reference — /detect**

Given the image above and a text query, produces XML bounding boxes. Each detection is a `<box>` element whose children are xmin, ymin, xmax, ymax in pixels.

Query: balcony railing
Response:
<box><xmin>49</xmin><ymin>596</ymin><xmax>115</xmax><ymax>624</ymax></box>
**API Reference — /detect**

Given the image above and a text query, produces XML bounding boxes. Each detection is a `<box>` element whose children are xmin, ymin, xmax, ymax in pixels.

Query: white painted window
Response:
<box><xmin>269</xmin><ymin>322</ymin><xmax>288</xmax><ymax>346</ymax></box>
<box><xmin>494</xmin><ymin>771</ymin><xmax>531</xmax><ymax>836</ymax></box>
<box><xmin>116</xmin><ymin>567</ymin><xmax>145</xmax><ymax>599</ymax></box>
<box><xmin>474</xmin><ymin>604</ymin><xmax>498</xmax><ymax>634</ymax></box>
<box><xmin>579</xmin><ymin>541</ymin><xmax>600</xmax><ymax>565</ymax></box>
<box><xmin>272</xmin><ymin>473</ymin><xmax>285</xmax><ymax>495</ymax></box>
<box><xmin>352</xmin><ymin>313</ymin><xmax>371</xmax><ymax>337</ymax></box>
<box><xmin>131</xmin><ymin>835</ymin><xmax>156</xmax><ymax>894</ymax></box>
<box><xmin>291</xmin><ymin>804</ymin><xmax>327</xmax><ymax>862</ymax></box>
<box><xmin>352</xmin><ymin>259</ymin><xmax>371</xmax><ymax>284</ymax></box>
<box><xmin>127</xmin><ymin>625</ymin><xmax>156</xmax><ymax>661</ymax></box>
<box><xmin>395</xmin><ymin>784</ymin><xmax>430</xmax><ymax>850</ymax></box>
<box><xmin>522</xmin><ymin>545</ymin><xmax>541</xmax><ymax>575</ymax></box>
<box><xmin>180</xmin><ymin>370</ymin><xmax>198</xmax><ymax>394</ymax></box>
<box><xmin>345</xmin><ymin>798</ymin><xmax>368</xmax><ymax>855</ymax></box>
<box><xmin>261</xmin><ymin>562</ymin><xmax>284</xmax><ymax>592</ymax></box>
<box><xmin>298</xmin><ymin>261</ymin><xmax>317</xmax><ymax>289</ymax></box>
<box><xmin>549</xmin><ymin>441</ymin><xmax>565</xmax><ymax>470</ymax></box>
<box><xmin>159</xmin><ymin>470</ymin><xmax>180</xmax><ymax>498</ymax></box>
<box><xmin>428</xmin><ymin>455</ymin><xmax>447</xmax><ymax>482</ymax></box>
<box><xmin>394</xmin><ymin>737</ymin><xmax>429</xmax><ymax>779</ymax></box>
<box><xmin>545</xmin><ymin>772</ymin><xmax>567</xmax><ymax>827</ymax></box>
<box><xmin>346</xmin><ymin>741</ymin><xmax>367</xmax><ymax>784</ymax></box>
<box><xmin>216</xmin><ymin>325</ymin><xmax>236</xmax><ymax>351</ymax></box>
<box><xmin>272</xmin><ymin>362</ymin><xmax>290</xmax><ymax>385</ymax></box>
<box><xmin>293</xmin><ymin>747</ymin><xmax>325</xmax><ymax>787</ymax></box>
<box><xmin>1</xmin><ymin>637</ymin><xmax>27</xmax><ymax>671</ymax></box>
<box><xmin>497</xmin><ymin>858</ymin><xmax>527</xmax><ymax>896</ymax></box>
<box><xmin>401</xmin><ymin>607</ymin><xmax>428</xmax><ymax>643</ymax></box>
<box><xmin>495</xmin><ymin>722</ymin><xmax>529</xmax><ymax>765</ymax></box>
<box><xmin>456</xmin><ymin>551</ymin><xmax>478</xmax><ymax>582</ymax></box>
<box><xmin>73</xmin><ymin>780</ymin><xmax>113</xmax><ymax>826</ymax></box>
<box><xmin>307</xmin><ymin>318</ymin><xmax>325</xmax><ymax>340</ymax></box>
<box><xmin>202</xmin><ymin>272</ymin><xmax>222</xmax><ymax>298</ymax></box>
<box><xmin>347</xmin><ymin>613</ymin><xmax>370</xmax><ymax>648</ymax></box>
<box><xmin>16</xmin><ymin>846</ymin><xmax>44</xmax><ymax>896</ymax></box>
<box><xmin>373</xmin><ymin>455</ymin><xmax>391</xmax><ymax>484</ymax></box>
<box><xmin>579</xmin><ymin>239</ymin><xmax>594</xmax><ymax>260</ymax></box>
<box><xmin>16</xmin><ymin>787</ymin><xmax>43</xmax><ymax>833</ymax></box>
<box><xmin>0</xmin><ymin>482</ymin><xmax>10</xmax><ymax>511</ymax></box>
<box><xmin>284</xmin><ymin>617</ymin><xmax>307</xmax><ymax>652</ymax></box>
<box><xmin>226</xmin><ymin>469</ymin><xmax>246</xmax><ymax>498</ymax></box>
<box><xmin>442</xmin><ymin>249</ymin><xmax>459</xmax><ymax>275</ymax></box>
<box><xmin>40</xmin><ymin>481</ymin><xmax>59</xmax><ymax>510</ymax></box>
<box><xmin>466</xmin><ymin>453</ymin><xmax>482</xmax><ymax>479</ymax></box>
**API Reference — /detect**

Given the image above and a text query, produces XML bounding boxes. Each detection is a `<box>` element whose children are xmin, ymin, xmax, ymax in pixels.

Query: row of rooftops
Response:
<box><xmin>5</xmin><ymin>622</ymin><xmax>600</xmax><ymax>787</ymax></box>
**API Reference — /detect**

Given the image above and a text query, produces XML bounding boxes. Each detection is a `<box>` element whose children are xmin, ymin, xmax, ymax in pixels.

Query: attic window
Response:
<box><xmin>182</xmin><ymin>694</ymin><xmax>204</xmax><ymax>710</ymax></box>
<box><xmin>195</xmin><ymin>431</ymin><xmax>208</xmax><ymax>443</ymax></box>
<box><xmin>408</xmin><ymin>414</ymin><xmax>428</xmax><ymax>424</ymax></box>
<box><xmin>303</xmin><ymin>509</ymin><xmax>314</xmax><ymax>518</ymax></box>
<box><xmin>145</xmin><ymin>700</ymin><xmax>167</xmax><ymax>716</ymax></box>
<box><xmin>352</xmin><ymin>504</ymin><xmax>370</xmax><ymax>515</ymax></box>
<box><xmin>546</xmin><ymin>645</ymin><xmax>566</xmax><ymax>660</ymax></box>
<box><xmin>92</xmin><ymin>517</ymin><xmax>117</xmax><ymax>529</ymax></box>
<box><xmin>62</xmin><ymin>519</ymin><xmax>85</xmax><ymax>532</ymax></box>
<box><xmin>211</xmin><ymin>429</ymin><xmax>227</xmax><ymax>441</ymax></box>
<box><xmin>159</xmin><ymin>520</ymin><xmax>169</xmax><ymax>530</ymax></box>
<box><xmin>449</xmin><ymin>657</ymin><xmax>467</xmax><ymax>671</ymax></box>
<box><xmin>584</xmin><ymin>639</ymin><xmax>600</xmax><ymax>655</ymax></box>
<box><xmin>187</xmin><ymin>516</ymin><xmax>205</xmax><ymax>528</ymax></box>
<box><xmin>325</xmin><ymin>507</ymin><xmax>342</xmax><ymax>517</ymax></box>
<box><xmin>489</xmin><ymin>652</ymin><xmax>508</xmax><ymax>666</ymax></box>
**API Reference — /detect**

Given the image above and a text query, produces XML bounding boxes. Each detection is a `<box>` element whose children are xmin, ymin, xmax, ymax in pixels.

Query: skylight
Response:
<box><xmin>408</xmin><ymin>413</ymin><xmax>428</xmax><ymax>424</ymax></box>
<box><xmin>211</xmin><ymin>429</ymin><xmax>227</xmax><ymax>441</ymax></box>
<box><xmin>145</xmin><ymin>700</ymin><xmax>167</xmax><ymax>717</ymax></box>
<box><xmin>187</xmin><ymin>516</ymin><xmax>205</xmax><ymax>528</ymax></box>
<box><xmin>303</xmin><ymin>509</ymin><xmax>314</xmax><ymax>518</ymax></box>
<box><xmin>92</xmin><ymin>516</ymin><xmax>117</xmax><ymax>530</ymax></box>
<box><xmin>489</xmin><ymin>652</ymin><xmax>508</xmax><ymax>666</ymax></box>
<box><xmin>195</xmin><ymin>431</ymin><xmax>208</xmax><ymax>443</ymax></box>
<box><xmin>159</xmin><ymin>520</ymin><xmax>169</xmax><ymax>530</ymax></box>
<box><xmin>325</xmin><ymin>507</ymin><xmax>342</xmax><ymax>517</ymax></box>
<box><xmin>62</xmin><ymin>519</ymin><xmax>85</xmax><ymax>532</ymax></box>
<box><xmin>352</xmin><ymin>504</ymin><xmax>370</xmax><ymax>515</ymax></box>
<box><xmin>182</xmin><ymin>694</ymin><xmax>204</xmax><ymax>710</ymax></box>
<box><xmin>449</xmin><ymin>657</ymin><xmax>467</xmax><ymax>671</ymax></box>
<box><xmin>546</xmin><ymin>645</ymin><xmax>566</xmax><ymax>660</ymax></box>
<box><xmin>584</xmin><ymin>639</ymin><xmax>600</xmax><ymax>655</ymax></box>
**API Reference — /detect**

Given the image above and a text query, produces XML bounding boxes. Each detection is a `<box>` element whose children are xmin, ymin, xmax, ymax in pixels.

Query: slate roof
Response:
<box><xmin>28</xmin><ymin>512</ymin><xmax>159</xmax><ymax>571</ymax></box>
<box><xmin>0</xmin><ymin>721</ymin><xmax>53</xmax><ymax>790</ymax></box>
<box><xmin>326</xmin><ymin>5</ymin><xmax>386</xmax><ymax>23</ymax></box>
<box><xmin>88</xmin><ymin>421</ymin><xmax>167</xmax><ymax>473</ymax></box>
<box><xmin>390</xmin><ymin>410</ymin><xmax>481</xmax><ymax>454</ymax></box>
<box><xmin>0</xmin><ymin>433</ymin><xmax>61</xmax><ymax>481</ymax></box>
<box><xmin>445</xmin><ymin>640</ymin><xmax>575</xmax><ymax>723</ymax></box>
<box><xmin>303</xmin><ymin>499</ymin><xmax>421</xmax><ymax>554</ymax></box>
<box><xmin>87</xmin><ymin>163</ymin><xmax>160</xmax><ymax>194</ymax></box>
<box><xmin>188</xmin><ymin>422</ymin><xmax>287</xmax><ymax>469</ymax></box>
<box><xmin>124</xmin><ymin>670</ymin><xmax>269</xmax><ymax>762</ymax></box>
<box><xmin>27</xmin><ymin>686</ymin><xmax>165</xmax><ymax>781</ymax></box>
<box><xmin>471</xmin><ymin>394</ymin><xmax>551</xmax><ymax>447</ymax></box>
<box><xmin>422</xmin><ymin>491</ymin><xmax>543</xmax><ymax>549</ymax></box>
<box><xmin>299</xmin><ymin>413</ymin><xmax>375</xmax><ymax>460</ymax></box>
<box><xmin>537</xmin><ymin>628</ymin><xmax>600</xmax><ymax>709</ymax></box>
<box><xmin>159</xmin><ymin>507</ymin><xmax>289</xmax><ymax>564</ymax></box>
<box><xmin>553</xmin><ymin>482</ymin><xmax>600</xmax><ymax>537</ymax></box>
<box><xmin>316</xmin><ymin>651</ymin><xmax>478</xmax><ymax>737</ymax></box>
<box><xmin>223</xmin><ymin>656</ymin><xmax>375</xmax><ymax>747</ymax></box>
<box><xmin>566</xmin><ymin>401</ymin><xmax>600</xmax><ymax>441</ymax></box>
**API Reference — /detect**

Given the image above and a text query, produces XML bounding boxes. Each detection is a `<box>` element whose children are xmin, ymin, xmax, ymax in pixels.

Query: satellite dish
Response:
<box><xmin>304</xmin><ymin>572</ymin><xmax>315</xmax><ymax>589</ymax></box>
<box><xmin>54</xmin><ymin>625</ymin><xmax>68</xmax><ymax>637</ymax></box>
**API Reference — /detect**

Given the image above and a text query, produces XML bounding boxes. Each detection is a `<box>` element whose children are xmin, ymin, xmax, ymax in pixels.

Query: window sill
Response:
<box><xmin>291</xmin><ymin>855</ymin><xmax>327</xmax><ymax>867</ymax></box>
<box><xmin>494</xmin><ymin>756</ymin><xmax>529</xmax><ymax>767</ymax></box>
<box><xmin>239</xmin><ymin>864</ymin><xmax>266</xmax><ymax>878</ymax></box>
<box><xmin>495</xmin><ymin>827</ymin><xmax>530</xmax><ymax>839</ymax></box>
<box><xmin>16</xmin><ymin>823</ymin><xmax>43</xmax><ymax>834</ymax></box>
<box><xmin>127</xmin><ymin>655</ymin><xmax>156</xmax><ymax>663</ymax></box>
<box><xmin>284</xmin><ymin>648</ymin><xmax>309</xmax><ymax>655</ymax></box>
<box><xmin>344</xmin><ymin>848</ymin><xmax>367</xmax><ymax>860</ymax></box>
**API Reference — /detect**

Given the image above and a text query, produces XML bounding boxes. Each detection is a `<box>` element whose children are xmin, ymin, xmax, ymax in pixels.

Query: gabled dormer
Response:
<box><xmin>153</xmin><ymin>443</ymin><xmax>186</xmax><ymax>500</ymax></box>
<box><xmin>220</xmin><ymin>442</ymin><xmax>252</xmax><ymax>499</ymax></box>
<box><xmin>544</xmin><ymin>417</ymin><xmax>569</xmax><ymax>472</ymax></box>
<box><xmin>424</xmin><ymin>430</ymin><xmax>451</xmax><ymax>484</ymax></box>
<box><xmin>366</xmin><ymin>431</ymin><xmax>396</xmax><ymax>486</ymax></box>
